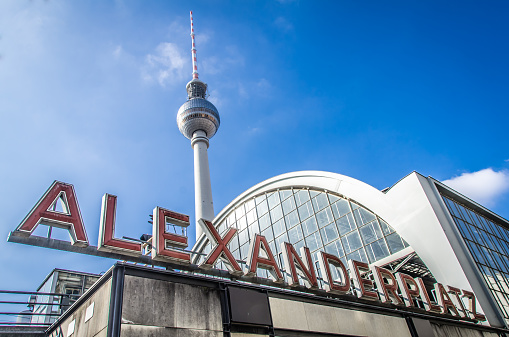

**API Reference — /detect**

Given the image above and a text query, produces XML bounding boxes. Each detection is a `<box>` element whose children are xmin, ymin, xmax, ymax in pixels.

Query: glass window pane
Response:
<box><xmin>261</xmin><ymin>226</ymin><xmax>274</xmax><ymax>243</ymax></box>
<box><xmin>294</xmin><ymin>240</ymin><xmax>305</xmax><ymax>254</ymax></box>
<box><xmin>279</xmin><ymin>189</ymin><xmax>292</xmax><ymax>201</ymax></box>
<box><xmin>239</xmin><ymin>229</ymin><xmax>249</xmax><ymax>245</ymax></box>
<box><xmin>316</xmin><ymin>207</ymin><xmax>334</xmax><ymax>228</ymax></box>
<box><xmin>246</xmin><ymin>208</ymin><xmax>257</xmax><ymax>224</ymax></box>
<box><xmin>288</xmin><ymin>225</ymin><xmax>304</xmax><ymax>244</ymax></box>
<box><xmin>353</xmin><ymin>208</ymin><xmax>363</xmax><ymax>227</ymax></box>
<box><xmin>342</xmin><ymin>230</ymin><xmax>362</xmax><ymax>254</ymax></box>
<box><xmin>285</xmin><ymin>210</ymin><xmax>300</xmax><ymax>229</ymax></box>
<box><xmin>320</xmin><ymin>222</ymin><xmax>339</xmax><ymax>245</ymax></box>
<box><xmin>232</xmin><ymin>249</ymin><xmax>240</xmax><ymax>261</ymax></box>
<box><xmin>444</xmin><ymin>198</ymin><xmax>461</xmax><ymax>218</ymax></box>
<box><xmin>249</xmin><ymin>221</ymin><xmax>260</xmax><ymax>240</ymax></box>
<box><xmin>347</xmin><ymin>248</ymin><xmax>368</xmax><ymax>263</ymax></box>
<box><xmin>302</xmin><ymin>216</ymin><xmax>318</xmax><ymax>237</ymax></box>
<box><xmin>298</xmin><ymin>201</ymin><xmax>313</xmax><ymax>221</ymax></box>
<box><xmin>226</xmin><ymin>213</ymin><xmax>236</xmax><ymax>227</ymax></box>
<box><xmin>235</xmin><ymin>205</ymin><xmax>245</xmax><ymax>219</ymax></box>
<box><xmin>305</xmin><ymin>231</ymin><xmax>322</xmax><ymax>252</ymax></box>
<box><xmin>217</xmin><ymin>221</ymin><xmax>226</xmax><ymax>235</ymax></box>
<box><xmin>267</xmin><ymin>192</ymin><xmax>280</xmax><ymax>209</ymax></box>
<box><xmin>386</xmin><ymin>232</ymin><xmax>405</xmax><ymax>253</ymax></box>
<box><xmin>256</xmin><ymin>199</ymin><xmax>269</xmax><ymax>216</ymax></box>
<box><xmin>282</xmin><ymin>196</ymin><xmax>296</xmax><ymax>215</ymax></box>
<box><xmin>259</xmin><ymin>213</ymin><xmax>271</xmax><ymax>231</ymax></box>
<box><xmin>336</xmin><ymin>213</ymin><xmax>356</xmax><ymax>236</ymax></box>
<box><xmin>237</xmin><ymin>216</ymin><xmax>247</xmax><ymax>230</ymax></box>
<box><xmin>359</xmin><ymin>223</ymin><xmax>377</xmax><ymax>244</ymax></box>
<box><xmin>457</xmin><ymin>219</ymin><xmax>473</xmax><ymax>241</ymax></box>
<box><xmin>255</xmin><ymin>194</ymin><xmax>266</xmax><ymax>205</ymax></box>
<box><xmin>331</xmin><ymin>199</ymin><xmax>351</xmax><ymax>219</ymax></box>
<box><xmin>229</xmin><ymin>235</ymin><xmax>239</xmax><ymax>252</ymax></box>
<box><xmin>295</xmin><ymin>190</ymin><xmax>310</xmax><ymax>206</ymax></box>
<box><xmin>325</xmin><ymin>240</ymin><xmax>344</xmax><ymax>258</ymax></box>
<box><xmin>359</xmin><ymin>208</ymin><xmax>376</xmax><ymax>224</ymax></box>
<box><xmin>270</xmin><ymin>204</ymin><xmax>283</xmax><ymax>222</ymax></box>
<box><xmin>379</xmin><ymin>219</ymin><xmax>394</xmax><ymax>235</ymax></box>
<box><xmin>328</xmin><ymin>194</ymin><xmax>340</xmax><ymax>204</ymax></box>
<box><xmin>312</xmin><ymin>193</ymin><xmax>329</xmax><ymax>212</ymax></box>
<box><xmin>456</xmin><ymin>204</ymin><xmax>470</xmax><ymax>221</ymax></box>
<box><xmin>275</xmin><ymin>233</ymin><xmax>289</xmax><ymax>253</ymax></box>
<box><xmin>269</xmin><ymin>240</ymin><xmax>277</xmax><ymax>257</ymax></box>
<box><xmin>240</xmin><ymin>243</ymin><xmax>249</xmax><ymax>260</ymax></box>
<box><xmin>309</xmin><ymin>190</ymin><xmax>320</xmax><ymax>198</ymax></box>
<box><xmin>273</xmin><ymin>218</ymin><xmax>286</xmax><ymax>238</ymax></box>
<box><xmin>245</xmin><ymin>199</ymin><xmax>256</xmax><ymax>212</ymax></box>
<box><xmin>370</xmin><ymin>239</ymin><xmax>390</xmax><ymax>262</ymax></box>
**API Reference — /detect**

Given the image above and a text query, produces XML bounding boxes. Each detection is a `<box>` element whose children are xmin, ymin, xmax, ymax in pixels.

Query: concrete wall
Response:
<box><xmin>48</xmin><ymin>278</ymin><xmax>112</xmax><ymax>337</ymax></box>
<box><xmin>120</xmin><ymin>275</ymin><xmax>223</xmax><ymax>337</ymax></box>
<box><xmin>269</xmin><ymin>297</ymin><xmax>412</xmax><ymax>337</ymax></box>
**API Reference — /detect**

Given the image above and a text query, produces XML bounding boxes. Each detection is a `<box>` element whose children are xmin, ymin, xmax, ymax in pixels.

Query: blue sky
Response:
<box><xmin>1</xmin><ymin>0</ymin><xmax>508</xmax><ymax>296</ymax></box>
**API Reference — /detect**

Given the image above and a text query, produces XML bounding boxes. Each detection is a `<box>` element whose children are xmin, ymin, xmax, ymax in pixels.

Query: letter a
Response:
<box><xmin>14</xmin><ymin>181</ymin><xmax>88</xmax><ymax>247</ymax></box>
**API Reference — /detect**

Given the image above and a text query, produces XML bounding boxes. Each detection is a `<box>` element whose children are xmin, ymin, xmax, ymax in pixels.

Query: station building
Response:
<box><xmin>193</xmin><ymin>170</ymin><xmax>509</xmax><ymax>329</ymax></box>
<box><xmin>36</xmin><ymin>170</ymin><xmax>509</xmax><ymax>337</ymax></box>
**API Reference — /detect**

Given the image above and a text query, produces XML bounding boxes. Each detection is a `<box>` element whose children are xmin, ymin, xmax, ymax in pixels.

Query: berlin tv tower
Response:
<box><xmin>177</xmin><ymin>11</ymin><xmax>220</xmax><ymax>240</ymax></box>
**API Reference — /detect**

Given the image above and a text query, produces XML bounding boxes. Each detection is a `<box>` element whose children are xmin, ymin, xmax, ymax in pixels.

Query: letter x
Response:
<box><xmin>198</xmin><ymin>219</ymin><xmax>243</xmax><ymax>275</ymax></box>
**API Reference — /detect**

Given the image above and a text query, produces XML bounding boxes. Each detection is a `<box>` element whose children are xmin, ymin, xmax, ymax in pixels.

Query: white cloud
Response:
<box><xmin>274</xmin><ymin>16</ymin><xmax>294</xmax><ymax>33</ymax></box>
<box><xmin>201</xmin><ymin>45</ymin><xmax>244</xmax><ymax>76</ymax></box>
<box><xmin>142</xmin><ymin>42</ymin><xmax>188</xmax><ymax>87</ymax></box>
<box><xmin>442</xmin><ymin>168</ymin><xmax>509</xmax><ymax>206</ymax></box>
<box><xmin>113</xmin><ymin>45</ymin><xmax>123</xmax><ymax>59</ymax></box>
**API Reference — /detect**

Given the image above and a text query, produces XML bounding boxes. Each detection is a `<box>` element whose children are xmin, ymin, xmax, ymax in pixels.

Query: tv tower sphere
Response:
<box><xmin>177</xmin><ymin>79</ymin><xmax>220</xmax><ymax>140</ymax></box>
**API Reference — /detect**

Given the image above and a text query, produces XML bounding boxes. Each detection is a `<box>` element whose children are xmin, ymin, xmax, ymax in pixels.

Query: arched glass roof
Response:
<box><xmin>195</xmin><ymin>187</ymin><xmax>410</xmax><ymax>282</ymax></box>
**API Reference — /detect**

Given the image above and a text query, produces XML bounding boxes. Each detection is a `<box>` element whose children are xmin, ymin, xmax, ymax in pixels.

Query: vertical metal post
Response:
<box><xmin>218</xmin><ymin>283</ymin><xmax>231</xmax><ymax>337</ymax></box>
<box><xmin>404</xmin><ymin>316</ymin><xmax>419</xmax><ymax>337</ymax></box>
<box><xmin>265</xmin><ymin>289</ymin><xmax>275</xmax><ymax>337</ymax></box>
<box><xmin>107</xmin><ymin>265</ymin><xmax>125</xmax><ymax>337</ymax></box>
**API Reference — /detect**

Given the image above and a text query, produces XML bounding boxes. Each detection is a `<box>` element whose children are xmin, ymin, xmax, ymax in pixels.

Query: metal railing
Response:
<box><xmin>0</xmin><ymin>290</ymin><xmax>71</xmax><ymax>328</ymax></box>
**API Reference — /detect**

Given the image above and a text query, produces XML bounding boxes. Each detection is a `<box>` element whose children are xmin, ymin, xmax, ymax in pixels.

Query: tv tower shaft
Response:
<box><xmin>177</xmin><ymin>11</ymin><xmax>220</xmax><ymax>240</ymax></box>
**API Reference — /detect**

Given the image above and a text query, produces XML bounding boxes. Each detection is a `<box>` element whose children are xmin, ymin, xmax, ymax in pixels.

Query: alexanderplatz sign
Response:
<box><xmin>8</xmin><ymin>181</ymin><xmax>486</xmax><ymax>323</ymax></box>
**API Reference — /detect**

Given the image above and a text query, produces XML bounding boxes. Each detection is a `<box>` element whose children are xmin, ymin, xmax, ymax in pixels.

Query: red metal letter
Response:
<box><xmin>151</xmin><ymin>207</ymin><xmax>191</xmax><ymax>264</ymax></box>
<box><xmin>447</xmin><ymin>286</ymin><xmax>467</xmax><ymax>318</ymax></box>
<box><xmin>318</xmin><ymin>252</ymin><xmax>350</xmax><ymax>294</ymax></box>
<box><xmin>98</xmin><ymin>194</ymin><xmax>141</xmax><ymax>256</ymax></box>
<box><xmin>15</xmin><ymin>181</ymin><xmax>88</xmax><ymax>247</ymax></box>
<box><xmin>282</xmin><ymin>242</ymin><xmax>318</xmax><ymax>289</ymax></box>
<box><xmin>348</xmin><ymin>259</ymin><xmax>379</xmax><ymax>301</ymax></box>
<box><xmin>198</xmin><ymin>219</ymin><xmax>242</xmax><ymax>275</ymax></box>
<box><xmin>245</xmin><ymin>234</ymin><xmax>284</xmax><ymax>283</ymax></box>
<box><xmin>416</xmin><ymin>278</ymin><xmax>441</xmax><ymax>313</ymax></box>
<box><xmin>462</xmin><ymin>289</ymin><xmax>486</xmax><ymax>322</ymax></box>
<box><xmin>371</xmin><ymin>266</ymin><xmax>403</xmax><ymax>305</ymax></box>
<box><xmin>434</xmin><ymin>283</ymin><xmax>460</xmax><ymax>316</ymax></box>
<box><xmin>395</xmin><ymin>272</ymin><xmax>421</xmax><ymax>308</ymax></box>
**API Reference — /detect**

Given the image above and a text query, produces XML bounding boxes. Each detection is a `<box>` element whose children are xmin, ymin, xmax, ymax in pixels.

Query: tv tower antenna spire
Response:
<box><xmin>177</xmin><ymin>11</ymin><xmax>220</xmax><ymax>240</ymax></box>
<box><xmin>190</xmin><ymin>10</ymin><xmax>199</xmax><ymax>80</ymax></box>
